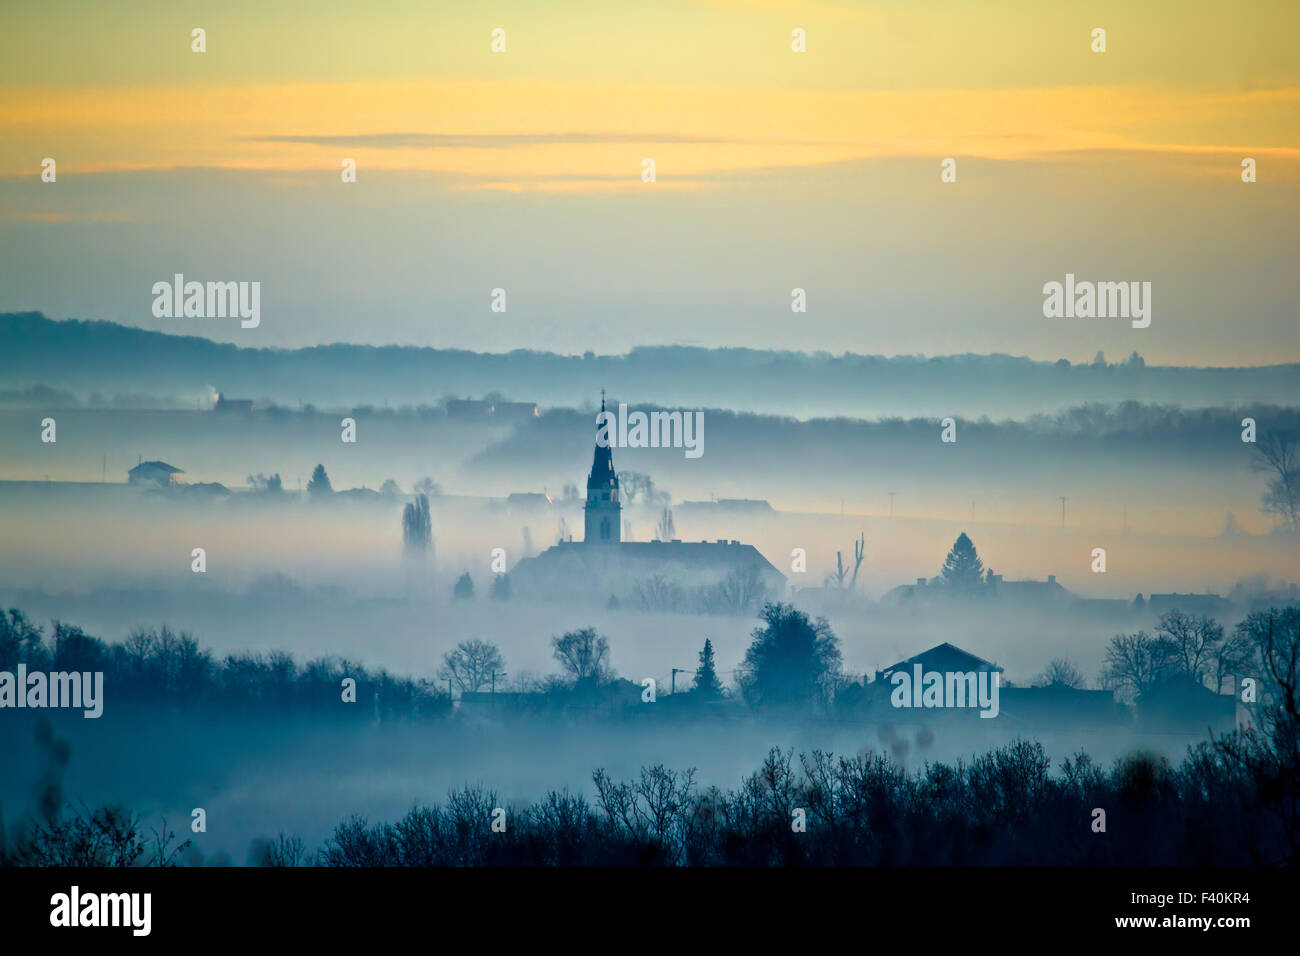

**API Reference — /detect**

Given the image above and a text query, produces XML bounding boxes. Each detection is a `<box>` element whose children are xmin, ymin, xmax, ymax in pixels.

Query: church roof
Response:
<box><xmin>588</xmin><ymin>392</ymin><xmax>618</xmax><ymax>491</ymax></box>
<box><xmin>511</xmin><ymin>539</ymin><xmax>785</xmax><ymax>578</ymax></box>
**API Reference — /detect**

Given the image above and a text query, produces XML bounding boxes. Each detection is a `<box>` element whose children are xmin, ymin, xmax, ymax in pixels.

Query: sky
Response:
<box><xmin>1</xmin><ymin>0</ymin><xmax>1297</xmax><ymax>362</ymax></box>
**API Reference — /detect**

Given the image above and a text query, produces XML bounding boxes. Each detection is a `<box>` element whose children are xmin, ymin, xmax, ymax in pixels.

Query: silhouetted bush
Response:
<box><xmin>308</xmin><ymin>734</ymin><xmax>1289</xmax><ymax>866</ymax></box>
<box><xmin>0</xmin><ymin>609</ymin><xmax>450</xmax><ymax>721</ymax></box>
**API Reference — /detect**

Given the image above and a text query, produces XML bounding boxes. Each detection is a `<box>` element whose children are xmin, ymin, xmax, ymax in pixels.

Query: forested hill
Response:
<box><xmin>4</xmin><ymin>312</ymin><xmax>1298</xmax><ymax>419</ymax></box>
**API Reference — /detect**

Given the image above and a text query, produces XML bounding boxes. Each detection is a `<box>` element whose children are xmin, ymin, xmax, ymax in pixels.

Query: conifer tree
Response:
<box><xmin>692</xmin><ymin>638</ymin><xmax>724</xmax><ymax>699</ymax></box>
<box><xmin>940</xmin><ymin>532</ymin><xmax>984</xmax><ymax>591</ymax></box>
<box><xmin>306</xmin><ymin>463</ymin><xmax>333</xmax><ymax>498</ymax></box>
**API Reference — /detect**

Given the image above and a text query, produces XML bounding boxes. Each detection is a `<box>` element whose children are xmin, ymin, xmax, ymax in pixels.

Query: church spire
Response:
<box><xmin>585</xmin><ymin>390</ymin><xmax>621</xmax><ymax>543</ymax></box>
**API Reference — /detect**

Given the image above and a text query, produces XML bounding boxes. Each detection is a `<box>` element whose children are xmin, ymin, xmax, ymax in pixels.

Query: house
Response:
<box><xmin>1136</xmin><ymin>675</ymin><xmax>1237</xmax><ymax>734</ymax></box>
<box><xmin>998</xmin><ymin>684</ymin><xmax>1124</xmax><ymax>727</ymax></box>
<box><xmin>445</xmin><ymin>398</ymin><xmax>494</xmax><ymax>421</ymax></box>
<box><xmin>881</xmin><ymin>577</ymin><xmax>931</xmax><ymax>604</ymax></box>
<box><xmin>179</xmin><ymin>481</ymin><xmax>230</xmax><ymax>499</ymax></box>
<box><xmin>494</xmin><ymin>401</ymin><xmax>539</xmax><ymax>422</ymax></box>
<box><xmin>1148</xmin><ymin>593</ymin><xmax>1234</xmax><ymax>616</ymax></box>
<box><xmin>676</xmin><ymin>498</ymin><xmax>775</xmax><ymax>516</ymax></box>
<box><xmin>335</xmin><ymin>487</ymin><xmax>384</xmax><ymax>503</ymax></box>
<box><xmin>128</xmin><ymin>460</ymin><xmax>183</xmax><ymax>487</ymax></box>
<box><xmin>445</xmin><ymin>398</ymin><xmax>539</xmax><ymax>422</ymax></box>
<box><xmin>458</xmin><ymin>679</ymin><xmax>645</xmax><ymax>720</ymax></box>
<box><xmin>457</xmin><ymin>691</ymin><xmax>546</xmax><ymax>721</ymax></box>
<box><xmin>845</xmin><ymin>642</ymin><xmax>1004</xmax><ymax>718</ymax></box>
<box><xmin>213</xmin><ymin>393</ymin><xmax>253</xmax><ymax>413</ymax></box>
<box><xmin>987</xmin><ymin>573</ymin><xmax>1070</xmax><ymax>603</ymax></box>
<box><xmin>881</xmin><ymin>573</ymin><xmax>1071</xmax><ymax>606</ymax></box>
<box><xmin>875</xmin><ymin>642</ymin><xmax>1004</xmax><ymax>684</ymax></box>
<box><xmin>503</xmin><ymin>492</ymin><xmax>553</xmax><ymax>513</ymax></box>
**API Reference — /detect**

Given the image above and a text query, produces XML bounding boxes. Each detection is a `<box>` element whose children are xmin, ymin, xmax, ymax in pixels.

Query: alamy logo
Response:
<box><xmin>890</xmin><ymin>666</ymin><xmax>1000</xmax><ymax>718</ymax></box>
<box><xmin>152</xmin><ymin>273</ymin><xmax>261</xmax><ymax>328</ymax></box>
<box><xmin>50</xmin><ymin>886</ymin><xmax>150</xmax><ymax>936</ymax></box>
<box><xmin>0</xmin><ymin>665</ymin><xmax>103</xmax><ymax>718</ymax></box>
<box><xmin>596</xmin><ymin>403</ymin><xmax>704</xmax><ymax>459</ymax></box>
<box><xmin>1042</xmin><ymin>273</ymin><xmax>1151</xmax><ymax>329</ymax></box>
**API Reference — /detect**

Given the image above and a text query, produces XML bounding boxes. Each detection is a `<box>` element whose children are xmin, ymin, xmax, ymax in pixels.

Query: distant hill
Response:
<box><xmin>3</xmin><ymin>312</ymin><xmax>1298</xmax><ymax>419</ymax></box>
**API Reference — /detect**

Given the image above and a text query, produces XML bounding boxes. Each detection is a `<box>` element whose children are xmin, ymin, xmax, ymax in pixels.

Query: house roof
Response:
<box><xmin>879</xmin><ymin>641</ymin><xmax>1003</xmax><ymax>676</ymax></box>
<box><xmin>1138</xmin><ymin>674</ymin><xmax>1228</xmax><ymax>703</ymax></box>
<box><xmin>129</xmin><ymin>460</ymin><xmax>182</xmax><ymax>474</ymax></box>
<box><xmin>506</xmin><ymin>492</ymin><xmax>552</xmax><ymax>505</ymax></box>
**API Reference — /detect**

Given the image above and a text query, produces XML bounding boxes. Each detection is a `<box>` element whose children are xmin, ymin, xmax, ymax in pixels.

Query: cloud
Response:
<box><xmin>252</xmin><ymin>131</ymin><xmax>868</xmax><ymax>149</ymax></box>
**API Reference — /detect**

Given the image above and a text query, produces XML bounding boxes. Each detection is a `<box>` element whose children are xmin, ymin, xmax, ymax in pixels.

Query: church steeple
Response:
<box><xmin>585</xmin><ymin>389</ymin><xmax>621</xmax><ymax>544</ymax></box>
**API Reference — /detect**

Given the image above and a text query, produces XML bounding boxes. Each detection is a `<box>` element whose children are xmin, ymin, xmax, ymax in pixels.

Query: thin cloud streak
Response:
<box><xmin>253</xmin><ymin>132</ymin><xmax>878</xmax><ymax>149</ymax></box>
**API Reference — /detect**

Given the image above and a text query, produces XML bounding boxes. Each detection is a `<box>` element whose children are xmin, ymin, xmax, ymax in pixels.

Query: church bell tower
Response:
<box><xmin>584</xmin><ymin>390</ymin><xmax>621</xmax><ymax>544</ymax></box>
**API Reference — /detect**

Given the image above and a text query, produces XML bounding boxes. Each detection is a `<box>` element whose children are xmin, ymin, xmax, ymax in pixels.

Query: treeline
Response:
<box><xmin>0</xmin><ymin>610</ymin><xmax>448</xmax><ymax>719</ymax></box>
<box><xmin>4</xmin><ymin>601</ymin><xmax>1296</xmax><ymax>866</ymax></box>
<box><xmin>7</xmin><ymin>737</ymin><xmax>1291</xmax><ymax>866</ymax></box>
<box><xmin>7</xmin><ymin>312</ymin><xmax>1300</xmax><ymax>418</ymax></box>
<box><xmin>464</xmin><ymin>403</ymin><xmax>1300</xmax><ymax>492</ymax></box>
<box><xmin>310</xmin><ymin>738</ymin><xmax>1292</xmax><ymax>866</ymax></box>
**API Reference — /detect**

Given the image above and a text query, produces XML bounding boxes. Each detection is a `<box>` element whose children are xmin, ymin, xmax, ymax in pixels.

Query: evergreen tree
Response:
<box><xmin>692</xmin><ymin>638</ymin><xmax>724</xmax><ymax>699</ymax></box>
<box><xmin>453</xmin><ymin>572</ymin><xmax>474</xmax><ymax>600</ymax></box>
<box><xmin>490</xmin><ymin>573</ymin><xmax>511</xmax><ymax>601</ymax></box>
<box><xmin>940</xmin><ymin>532</ymin><xmax>984</xmax><ymax>591</ymax></box>
<box><xmin>306</xmin><ymin>464</ymin><xmax>333</xmax><ymax>498</ymax></box>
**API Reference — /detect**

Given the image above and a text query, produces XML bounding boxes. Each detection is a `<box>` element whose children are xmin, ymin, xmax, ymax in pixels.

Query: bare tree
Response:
<box><xmin>707</xmin><ymin>565</ymin><xmax>769</xmax><ymax>614</ymax></box>
<box><xmin>634</xmin><ymin>574</ymin><xmax>685</xmax><ymax>612</ymax></box>
<box><xmin>412</xmin><ymin>476</ymin><xmax>442</xmax><ymax>498</ymax></box>
<box><xmin>1250</xmin><ymin>430</ymin><xmax>1299</xmax><ymax>533</ymax></box>
<box><xmin>618</xmin><ymin>472</ymin><xmax>668</xmax><ymax>506</ymax></box>
<box><xmin>438</xmin><ymin>639</ymin><xmax>505</xmax><ymax>694</ymax></box>
<box><xmin>1212</xmin><ymin>627</ymin><xmax>1256</xmax><ymax>694</ymax></box>
<box><xmin>247</xmin><ymin>472</ymin><xmax>282</xmax><ymax>493</ymax></box>
<box><xmin>1214</xmin><ymin>608</ymin><xmax>1300</xmax><ymax>862</ymax></box>
<box><xmin>1155</xmin><ymin>609</ymin><xmax>1225</xmax><ymax>684</ymax></box>
<box><xmin>551</xmin><ymin>628</ymin><xmax>613</xmax><ymax>685</ymax></box>
<box><xmin>1099</xmin><ymin>631</ymin><xmax>1178</xmax><ymax>699</ymax></box>
<box><xmin>1037</xmin><ymin>658</ymin><xmax>1086</xmax><ymax>689</ymax></box>
<box><xmin>826</xmin><ymin>533</ymin><xmax>865</xmax><ymax>590</ymax></box>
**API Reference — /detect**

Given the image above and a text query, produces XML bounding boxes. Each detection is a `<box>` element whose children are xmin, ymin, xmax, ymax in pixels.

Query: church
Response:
<box><xmin>507</xmin><ymin>395</ymin><xmax>786</xmax><ymax>610</ymax></box>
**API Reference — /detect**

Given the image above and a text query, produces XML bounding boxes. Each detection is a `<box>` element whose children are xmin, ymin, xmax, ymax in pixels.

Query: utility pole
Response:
<box><xmin>671</xmin><ymin>668</ymin><xmax>688</xmax><ymax>694</ymax></box>
<box><xmin>888</xmin><ymin>491</ymin><xmax>895</xmax><ymax>518</ymax></box>
<box><xmin>1059</xmin><ymin>496</ymin><xmax>1067</xmax><ymax>529</ymax></box>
